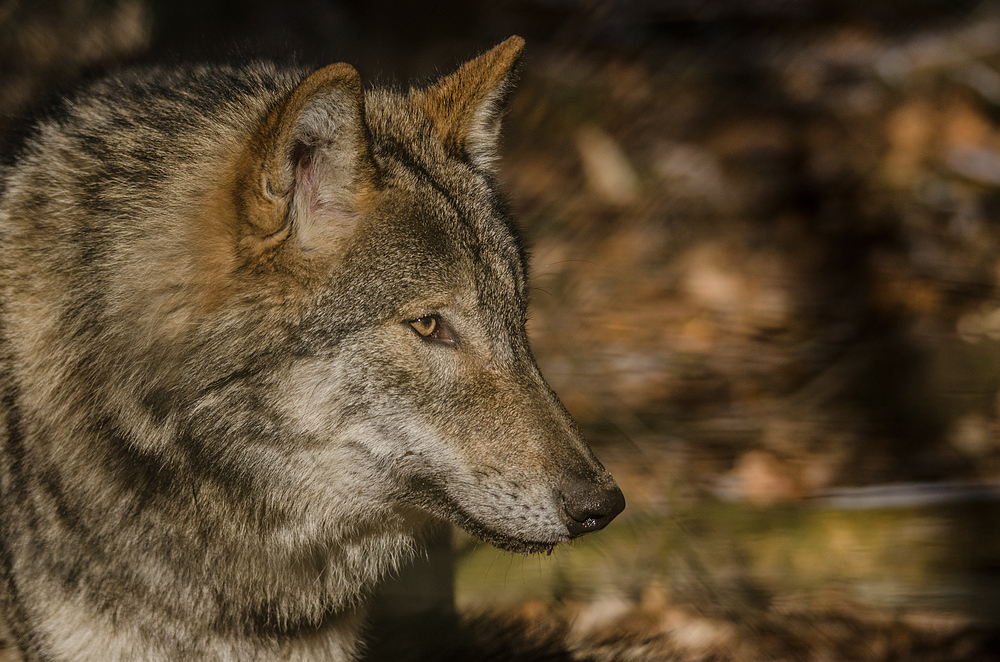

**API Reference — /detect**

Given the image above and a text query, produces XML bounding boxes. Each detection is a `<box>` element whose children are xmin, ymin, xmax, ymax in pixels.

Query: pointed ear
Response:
<box><xmin>241</xmin><ymin>63</ymin><xmax>375</xmax><ymax>253</ymax></box>
<box><xmin>412</xmin><ymin>36</ymin><xmax>524</xmax><ymax>172</ymax></box>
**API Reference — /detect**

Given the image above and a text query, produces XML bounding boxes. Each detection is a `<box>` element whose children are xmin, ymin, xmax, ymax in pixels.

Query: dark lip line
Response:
<box><xmin>446</xmin><ymin>506</ymin><xmax>563</xmax><ymax>555</ymax></box>
<box><xmin>408</xmin><ymin>488</ymin><xmax>564</xmax><ymax>555</ymax></box>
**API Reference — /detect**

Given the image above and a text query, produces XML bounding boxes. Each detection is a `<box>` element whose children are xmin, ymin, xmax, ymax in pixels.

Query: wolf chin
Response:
<box><xmin>0</xmin><ymin>37</ymin><xmax>624</xmax><ymax>661</ymax></box>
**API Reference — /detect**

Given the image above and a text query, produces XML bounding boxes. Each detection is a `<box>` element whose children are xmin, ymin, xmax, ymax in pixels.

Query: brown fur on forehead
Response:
<box><xmin>359</xmin><ymin>88</ymin><xmax>529</xmax><ymax>298</ymax></box>
<box><xmin>318</xmin><ymin>192</ymin><xmax>495</xmax><ymax>323</ymax></box>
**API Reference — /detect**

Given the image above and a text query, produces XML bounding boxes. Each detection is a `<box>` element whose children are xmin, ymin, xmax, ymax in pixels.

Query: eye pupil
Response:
<box><xmin>411</xmin><ymin>316</ymin><xmax>438</xmax><ymax>337</ymax></box>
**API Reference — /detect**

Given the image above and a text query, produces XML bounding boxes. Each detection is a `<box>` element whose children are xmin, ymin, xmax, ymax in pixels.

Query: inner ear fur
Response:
<box><xmin>412</xmin><ymin>36</ymin><xmax>524</xmax><ymax>172</ymax></box>
<box><xmin>240</xmin><ymin>63</ymin><xmax>375</xmax><ymax>252</ymax></box>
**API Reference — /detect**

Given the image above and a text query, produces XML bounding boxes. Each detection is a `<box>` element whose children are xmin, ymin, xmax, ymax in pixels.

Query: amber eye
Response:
<box><xmin>410</xmin><ymin>316</ymin><xmax>438</xmax><ymax>337</ymax></box>
<box><xmin>407</xmin><ymin>315</ymin><xmax>457</xmax><ymax>346</ymax></box>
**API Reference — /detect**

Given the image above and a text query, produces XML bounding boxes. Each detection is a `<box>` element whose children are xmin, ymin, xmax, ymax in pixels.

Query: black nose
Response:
<box><xmin>560</xmin><ymin>479</ymin><xmax>626</xmax><ymax>537</ymax></box>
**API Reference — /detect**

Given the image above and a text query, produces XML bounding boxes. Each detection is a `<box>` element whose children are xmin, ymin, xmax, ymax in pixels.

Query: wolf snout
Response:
<box><xmin>559</xmin><ymin>477</ymin><xmax>625</xmax><ymax>537</ymax></box>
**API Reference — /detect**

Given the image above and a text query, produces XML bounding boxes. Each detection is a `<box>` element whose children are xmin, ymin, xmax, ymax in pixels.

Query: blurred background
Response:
<box><xmin>3</xmin><ymin>0</ymin><xmax>1000</xmax><ymax>659</ymax></box>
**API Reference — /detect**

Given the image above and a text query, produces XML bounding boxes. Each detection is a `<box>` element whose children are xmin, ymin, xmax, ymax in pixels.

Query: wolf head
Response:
<box><xmin>207</xmin><ymin>37</ymin><xmax>623</xmax><ymax>554</ymax></box>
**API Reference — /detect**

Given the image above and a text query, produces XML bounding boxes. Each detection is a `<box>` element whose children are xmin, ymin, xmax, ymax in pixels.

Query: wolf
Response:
<box><xmin>0</xmin><ymin>36</ymin><xmax>624</xmax><ymax>661</ymax></box>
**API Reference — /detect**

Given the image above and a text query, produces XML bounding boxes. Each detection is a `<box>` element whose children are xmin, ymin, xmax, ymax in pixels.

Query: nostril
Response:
<box><xmin>561</xmin><ymin>483</ymin><xmax>626</xmax><ymax>537</ymax></box>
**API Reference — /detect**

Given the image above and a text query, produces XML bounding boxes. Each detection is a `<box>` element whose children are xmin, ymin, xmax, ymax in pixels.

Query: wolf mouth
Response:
<box><xmin>403</xmin><ymin>479</ymin><xmax>561</xmax><ymax>555</ymax></box>
<box><xmin>447</xmin><ymin>510</ymin><xmax>560</xmax><ymax>556</ymax></box>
